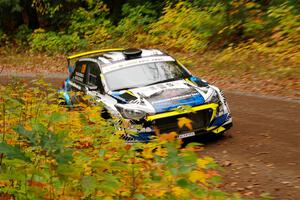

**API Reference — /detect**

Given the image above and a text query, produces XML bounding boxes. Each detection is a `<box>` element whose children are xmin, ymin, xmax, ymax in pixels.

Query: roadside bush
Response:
<box><xmin>29</xmin><ymin>29</ymin><xmax>87</xmax><ymax>53</ymax></box>
<box><xmin>265</xmin><ymin>3</ymin><xmax>300</xmax><ymax>61</ymax></box>
<box><xmin>209</xmin><ymin>4</ymin><xmax>300</xmax><ymax>78</ymax></box>
<box><xmin>0</xmin><ymin>80</ymin><xmax>243</xmax><ymax>199</ymax></box>
<box><xmin>14</xmin><ymin>24</ymin><xmax>32</xmax><ymax>46</ymax></box>
<box><xmin>0</xmin><ymin>30</ymin><xmax>4</xmax><ymax>45</ymax></box>
<box><xmin>267</xmin><ymin>3</ymin><xmax>300</xmax><ymax>43</ymax></box>
<box><xmin>209</xmin><ymin>41</ymin><xmax>300</xmax><ymax>79</ymax></box>
<box><xmin>68</xmin><ymin>2</ymin><xmax>112</xmax><ymax>46</ymax></box>
<box><xmin>115</xmin><ymin>3</ymin><xmax>158</xmax><ymax>40</ymax></box>
<box><xmin>148</xmin><ymin>2</ymin><xmax>227</xmax><ymax>51</ymax></box>
<box><xmin>239</xmin><ymin>2</ymin><xmax>267</xmax><ymax>40</ymax></box>
<box><xmin>85</xmin><ymin>26</ymin><xmax>112</xmax><ymax>45</ymax></box>
<box><xmin>0</xmin><ymin>30</ymin><xmax>9</xmax><ymax>47</ymax></box>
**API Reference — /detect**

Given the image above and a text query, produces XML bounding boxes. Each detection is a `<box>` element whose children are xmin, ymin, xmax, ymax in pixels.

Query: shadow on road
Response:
<box><xmin>182</xmin><ymin>132</ymin><xmax>231</xmax><ymax>147</ymax></box>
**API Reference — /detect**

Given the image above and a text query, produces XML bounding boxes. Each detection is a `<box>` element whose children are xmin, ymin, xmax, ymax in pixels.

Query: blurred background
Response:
<box><xmin>0</xmin><ymin>0</ymin><xmax>299</xmax><ymax>98</ymax></box>
<box><xmin>0</xmin><ymin>2</ymin><xmax>300</xmax><ymax>199</ymax></box>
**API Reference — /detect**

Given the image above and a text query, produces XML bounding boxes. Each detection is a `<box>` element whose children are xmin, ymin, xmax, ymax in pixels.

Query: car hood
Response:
<box><xmin>110</xmin><ymin>79</ymin><xmax>215</xmax><ymax>114</ymax></box>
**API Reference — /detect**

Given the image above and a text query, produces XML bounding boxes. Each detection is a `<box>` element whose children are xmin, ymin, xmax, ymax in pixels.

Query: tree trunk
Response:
<box><xmin>21</xmin><ymin>0</ymin><xmax>39</xmax><ymax>30</ymax></box>
<box><xmin>104</xmin><ymin>0</ymin><xmax>127</xmax><ymax>25</ymax></box>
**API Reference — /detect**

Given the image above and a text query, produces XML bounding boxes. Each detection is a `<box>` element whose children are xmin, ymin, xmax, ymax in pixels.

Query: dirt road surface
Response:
<box><xmin>201</xmin><ymin>93</ymin><xmax>300</xmax><ymax>200</ymax></box>
<box><xmin>1</xmin><ymin>74</ymin><xmax>300</xmax><ymax>199</ymax></box>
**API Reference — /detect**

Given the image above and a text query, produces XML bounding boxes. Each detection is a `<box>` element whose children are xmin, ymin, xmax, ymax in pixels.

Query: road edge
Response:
<box><xmin>1</xmin><ymin>72</ymin><xmax>300</xmax><ymax>104</ymax></box>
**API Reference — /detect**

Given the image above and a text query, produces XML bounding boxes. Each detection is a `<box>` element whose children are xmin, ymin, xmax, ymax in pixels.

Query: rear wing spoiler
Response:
<box><xmin>66</xmin><ymin>48</ymin><xmax>124</xmax><ymax>74</ymax></box>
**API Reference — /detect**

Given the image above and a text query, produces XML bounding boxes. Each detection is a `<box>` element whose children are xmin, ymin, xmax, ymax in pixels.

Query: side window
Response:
<box><xmin>87</xmin><ymin>62</ymin><xmax>105</xmax><ymax>93</ymax></box>
<box><xmin>88</xmin><ymin>62</ymin><xmax>100</xmax><ymax>86</ymax></box>
<box><xmin>72</xmin><ymin>61</ymin><xmax>88</xmax><ymax>84</ymax></box>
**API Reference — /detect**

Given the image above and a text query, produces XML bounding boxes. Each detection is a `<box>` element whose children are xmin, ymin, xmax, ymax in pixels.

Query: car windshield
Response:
<box><xmin>104</xmin><ymin>61</ymin><xmax>190</xmax><ymax>91</ymax></box>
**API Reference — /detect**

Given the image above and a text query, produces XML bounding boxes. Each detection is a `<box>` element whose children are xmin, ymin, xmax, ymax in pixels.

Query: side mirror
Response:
<box><xmin>190</xmin><ymin>76</ymin><xmax>209</xmax><ymax>87</ymax></box>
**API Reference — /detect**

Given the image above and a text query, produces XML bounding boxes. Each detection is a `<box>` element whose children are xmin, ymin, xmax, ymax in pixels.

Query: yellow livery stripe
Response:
<box><xmin>67</xmin><ymin>48</ymin><xmax>125</xmax><ymax>60</ymax></box>
<box><xmin>126</xmin><ymin>90</ymin><xmax>135</xmax><ymax>96</ymax></box>
<box><xmin>146</xmin><ymin>103</ymin><xmax>218</xmax><ymax>121</ymax></box>
<box><xmin>185</xmin><ymin>78</ymin><xmax>197</xmax><ymax>86</ymax></box>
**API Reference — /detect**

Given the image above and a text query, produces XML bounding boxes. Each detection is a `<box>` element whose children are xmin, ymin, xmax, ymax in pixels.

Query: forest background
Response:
<box><xmin>0</xmin><ymin>0</ymin><xmax>299</xmax><ymax>96</ymax></box>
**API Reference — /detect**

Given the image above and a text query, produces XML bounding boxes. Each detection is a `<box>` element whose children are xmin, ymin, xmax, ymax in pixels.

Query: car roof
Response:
<box><xmin>72</xmin><ymin>48</ymin><xmax>176</xmax><ymax>73</ymax></box>
<box><xmin>79</xmin><ymin>48</ymin><xmax>165</xmax><ymax>63</ymax></box>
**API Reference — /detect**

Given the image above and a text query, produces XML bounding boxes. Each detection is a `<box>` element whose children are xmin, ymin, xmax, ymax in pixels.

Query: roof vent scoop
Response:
<box><xmin>123</xmin><ymin>48</ymin><xmax>142</xmax><ymax>60</ymax></box>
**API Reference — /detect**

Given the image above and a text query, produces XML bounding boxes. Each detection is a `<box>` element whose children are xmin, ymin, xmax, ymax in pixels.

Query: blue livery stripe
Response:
<box><xmin>211</xmin><ymin>114</ymin><xmax>228</xmax><ymax>126</ymax></box>
<box><xmin>153</xmin><ymin>94</ymin><xmax>205</xmax><ymax>113</ymax></box>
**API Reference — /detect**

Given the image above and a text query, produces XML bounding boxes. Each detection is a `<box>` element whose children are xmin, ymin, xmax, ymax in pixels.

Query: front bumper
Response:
<box><xmin>122</xmin><ymin>103</ymin><xmax>232</xmax><ymax>143</ymax></box>
<box><xmin>124</xmin><ymin>122</ymin><xmax>233</xmax><ymax>143</ymax></box>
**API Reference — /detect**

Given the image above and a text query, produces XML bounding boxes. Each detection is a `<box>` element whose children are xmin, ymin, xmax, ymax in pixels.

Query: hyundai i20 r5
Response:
<box><xmin>61</xmin><ymin>48</ymin><xmax>232</xmax><ymax>142</ymax></box>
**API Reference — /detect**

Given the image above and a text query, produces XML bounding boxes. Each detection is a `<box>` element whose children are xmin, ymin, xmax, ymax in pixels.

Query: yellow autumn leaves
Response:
<box><xmin>0</xmin><ymin>80</ymin><xmax>232</xmax><ymax>199</ymax></box>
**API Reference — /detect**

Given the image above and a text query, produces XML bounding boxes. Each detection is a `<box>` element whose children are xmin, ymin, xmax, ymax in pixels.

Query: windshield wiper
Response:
<box><xmin>113</xmin><ymin>86</ymin><xmax>138</xmax><ymax>91</ymax></box>
<box><xmin>144</xmin><ymin>77</ymin><xmax>182</xmax><ymax>87</ymax></box>
<box><xmin>113</xmin><ymin>77</ymin><xmax>185</xmax><ymax>91</ymax></box>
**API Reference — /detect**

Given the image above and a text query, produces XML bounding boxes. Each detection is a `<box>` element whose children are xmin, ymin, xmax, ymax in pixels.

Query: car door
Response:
<box><xmin>67</xmin><ymin>61</ymin><xmax>89</xmax><ymax>104</ymax></box>
<box><xmin>86</xmin><ymin>62</ymin><xmax>105</xmax><ymax>94</ymax></box>
<box><xmin>69</xmin><ymin>60</ymin><xmax>88</xmax><ymax>92</ymax></box>
<box><xmin>85</xmin><ymin>61</ymin><xmax>120</xmax><ymax>117</ymax></box>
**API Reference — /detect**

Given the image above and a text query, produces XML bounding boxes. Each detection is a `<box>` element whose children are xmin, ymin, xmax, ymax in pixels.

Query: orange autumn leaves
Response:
<box><xmin>177</xmin><ymin>117</ymin><xmax>193</xmax><ymax>131</ymax></box>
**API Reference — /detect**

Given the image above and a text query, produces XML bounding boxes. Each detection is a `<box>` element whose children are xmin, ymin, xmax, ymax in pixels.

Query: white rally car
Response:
<box><xmin>61</xmin><ymin>48</ymin><xmax>232</xmax><ymax>142</ymax></box>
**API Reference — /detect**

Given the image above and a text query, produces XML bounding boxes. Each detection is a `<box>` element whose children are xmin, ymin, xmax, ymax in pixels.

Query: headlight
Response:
<box><xmin>116</xmin><ymin>105</ymin><xmax>146</xmax><ymax>120</ymax></box>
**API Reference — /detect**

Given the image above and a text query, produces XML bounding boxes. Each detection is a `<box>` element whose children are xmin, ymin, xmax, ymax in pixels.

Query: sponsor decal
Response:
<box><xmin>141</xmin><ymin>85</ymin><xmax>205</xmax><ymax>113</ymax></box>
<box><xmin>150</xmin><ymin>94</ymin><xmax>204</xmax><ymax>113</ymax></box>
<box><xmin>74</xmin><ymin>72</ymin><xmax>84</xmax><ymax>82</ymax></box>
<box><xmin>74</xmin><ymin>76</ymin><xmax>83</xmax><ymax>82</ymax></box>
<box><xmin>69</xmin><ymin>81</ymin><xmax>81</xmax><ymax>90</ymax></box>
<box><xmin>151</xmin><ymin>93</ymin><xmax>199</xmax><ymax>104</ymax></box>
<box><xmin>81</xmin><ymin>64</ymin><xmax>87</xmax><ymax>73</ymax></box>
<box><xmin>110</xmin><ymin>80</ymin><xmax>206</xmax><ymax>114</ymax></box>
<box><xmin>118</xmin><ymin>80</ymin><xmax>206</xmax><ymax>113</ymax></box>
<box><xmin>111</xmin><ymin>91</ymin><xmax>137</xmax><ymax>103</ymax></box>
<box><xmin>75</xmin><ymin>72</ymin><xmax>84</xmax><ymax>77</ymax></box>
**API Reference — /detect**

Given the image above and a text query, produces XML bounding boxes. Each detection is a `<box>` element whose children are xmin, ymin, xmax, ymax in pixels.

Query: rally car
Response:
<box><xmin>61</xmin><ymin>48</ymin><xmax>232</xmax><ymax>142</ymax></box>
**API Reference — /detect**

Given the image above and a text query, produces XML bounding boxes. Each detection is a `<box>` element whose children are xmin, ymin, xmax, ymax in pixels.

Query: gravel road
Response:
<box><xmin>201</xmin><ymin>92</ymin><xmax>300</xmax><ymax>199</ymax></box>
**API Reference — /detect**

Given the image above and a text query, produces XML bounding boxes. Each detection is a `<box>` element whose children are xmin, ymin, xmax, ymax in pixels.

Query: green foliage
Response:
<box><xmin>68</xmin><ymin>2</ymin><xmax>111</xmax><ymax>38</ymax></box>
<box><xmin>14</xmin><ymin>25</ymin><xmax>32</xmax><ymax>46</ymax></box>
<box><xmin>32</xmin><ymin>0</ymin><xmax>77</xmax><ymax>16</ymax></box>
<box><xmin>0</xmin><ymin>0</ymin><xmax>299</xmax><ymax>80</ymax></box>
<box><xmin>0</xmin><ymin>142</ymin><xmax>29</xmax><ymax>161</ymax></box>
<box><xmin>148</xmin><ymin>2</ymin><xmax>227</xmax><ymax>51</ymax></box>
<box><xmin>0</xmin><ymin>80</ymin><xmax>242</xmax><ymax>199</ymax></box>
<box><xmin>267</xmin><ymin>3</ymin><xmax>300</xmax><ymax>42</ymax></box>
<box><xmin>115</xmin><ymin>2</ymin><xmax>158</xmax><ymax>38</ymax></box>
<box><xmin>204</xmin><ymin>40</ymin><xmax>300</xmax><ymax>79</ymax></box>
<box><xmin>0</xmin><ymin>0</ymin><xmax>22</xmax><ymax>34</ymax></box>
<box><xmin>0</xmin><ymin>0</ymin><xmax>21</xmax><ymax>11</ymax></box>
<box><xmin>29</xmin><ymin>29</ymin><xmax>87</xmax><ymax>53</ymax></box>
<box><xmin>0</xmin><ymin>29</ymin><xmax>5</xmax><ymax>45</ymax></box>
